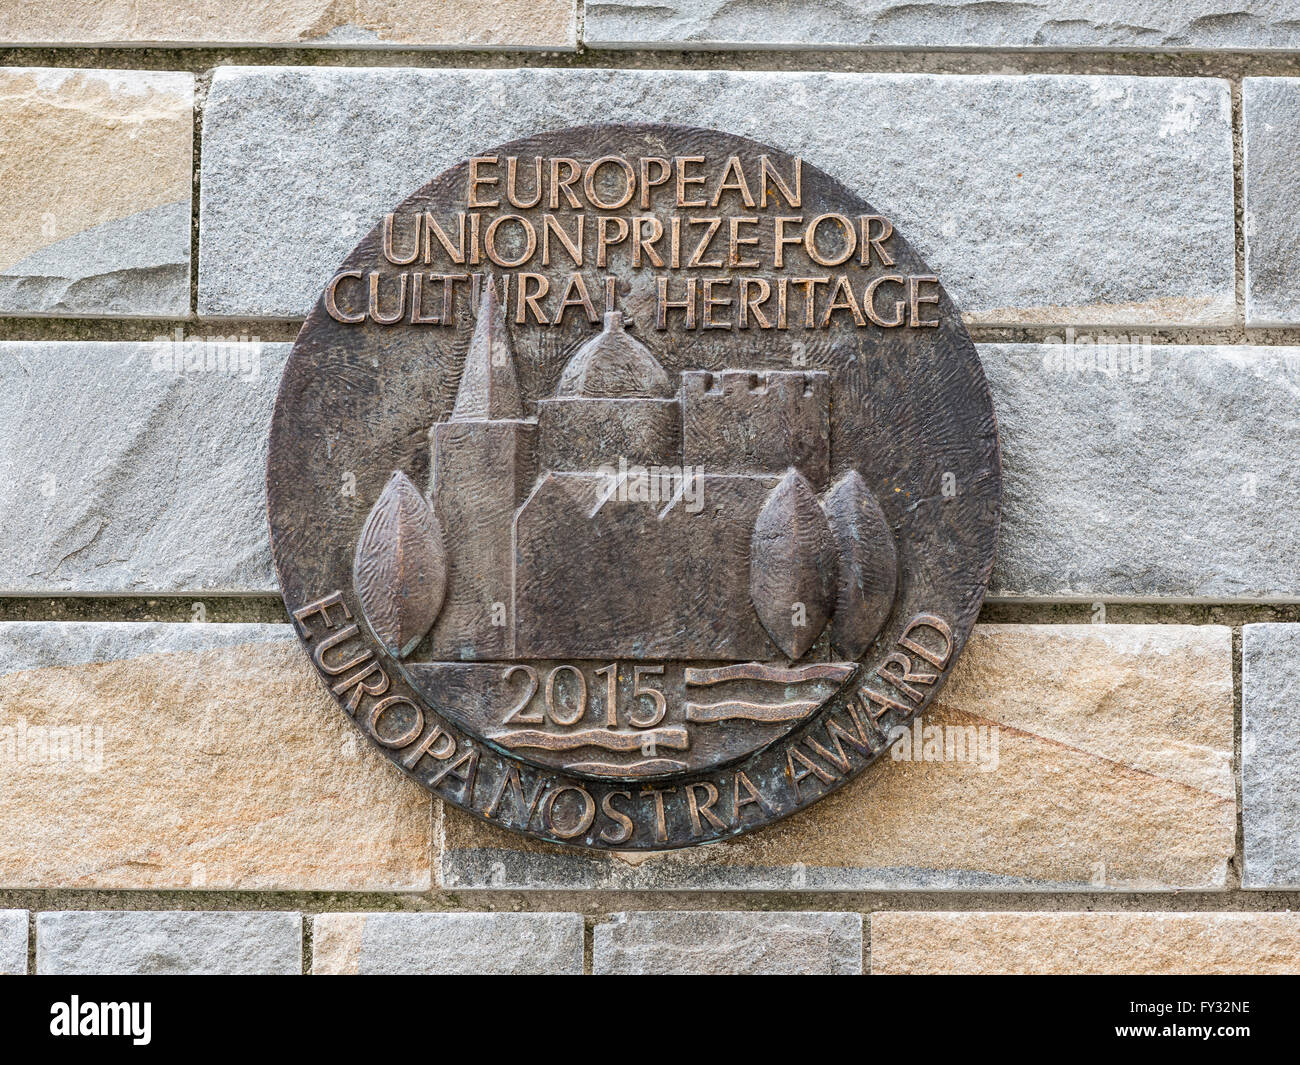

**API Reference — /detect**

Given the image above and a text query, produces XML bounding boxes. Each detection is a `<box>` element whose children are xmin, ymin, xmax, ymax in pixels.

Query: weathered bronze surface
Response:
<box><xmin>267</xmin><ymin>123</ymin><xmax>1001</xmax><ymax>850</ymax></box>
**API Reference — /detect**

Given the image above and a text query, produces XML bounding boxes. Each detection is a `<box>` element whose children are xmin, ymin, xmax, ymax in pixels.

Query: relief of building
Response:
<box><xmin>422</xmin><ymin>282</ymin><xmax>896</xmax><ymax>665</ymax></box>
<box><xmin>353</xmin><ymin>280</ymin><xmax>901</xmax><ymax>776</ymax></box>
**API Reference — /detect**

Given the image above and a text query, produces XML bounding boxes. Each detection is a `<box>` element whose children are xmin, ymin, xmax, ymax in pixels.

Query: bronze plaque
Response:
<box><xmin>268</xmin><ymin>123</ymin><xmax>1000</xmax><ymax>850</ymax></box>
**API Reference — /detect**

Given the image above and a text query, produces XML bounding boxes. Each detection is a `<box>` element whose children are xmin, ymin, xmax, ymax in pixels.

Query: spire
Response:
<box><xmin>554</xmin><ymin>309</ymin><xmax>672</xmax><ymax>399</ymax></box>
<box><xmin>451</xmin><ymin>278</ymin><xmax>522</xmax><ymax>421</ymax></box>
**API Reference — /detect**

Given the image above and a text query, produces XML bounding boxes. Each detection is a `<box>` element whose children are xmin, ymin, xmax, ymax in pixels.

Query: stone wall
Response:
<box><xmin>2</xmin><ymin>1</ymin><xmax>1300</xmax><ymax>975</ymax></box>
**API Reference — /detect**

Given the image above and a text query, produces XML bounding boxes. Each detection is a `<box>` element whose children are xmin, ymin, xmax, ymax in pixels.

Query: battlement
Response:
<box><xmin>681</xmin><ymin>369</ymin><xmax>828</xmax><ymax>403</ymax></box>
<box><xmin>681</xmin><ymin>369</ymin><xmax>830</xmax><ymax>488</ymax></box>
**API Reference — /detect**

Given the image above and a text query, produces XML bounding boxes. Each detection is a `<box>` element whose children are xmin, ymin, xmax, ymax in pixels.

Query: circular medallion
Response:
<box><xmin>268</xmin><ymin>123</ymin><xmax>1000</xmax><ymax>850</ymax></box>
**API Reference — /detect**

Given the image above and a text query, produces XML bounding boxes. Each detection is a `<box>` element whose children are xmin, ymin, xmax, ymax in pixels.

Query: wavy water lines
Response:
<box><xmin>489</xmin><ymin>726</ymin><xmax>689</xmax><ymax>752</ymax></box>
<box><xmin>684</xmin><ymin>661</ymin><xmax>855</xmax><ymax>686</ymax></box>
<box><xmin>685</xmin><ymin>699</ymin><xmax>821</xmax><ymax>724</ymax></box>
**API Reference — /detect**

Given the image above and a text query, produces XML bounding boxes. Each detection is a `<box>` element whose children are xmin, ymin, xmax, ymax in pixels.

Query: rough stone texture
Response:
<box><xmin>37</xmin><ymin>911</ymin><xmax>301</xmax><ymax>975</ymax></box>
<box><xmin>586</xmin><ymin>1</ymin><xmax>1300</xmax><ymax>52</ymax></box>
<box><xmin>442</xmin><ymin>624</ymin><xmax>1235</xmax><ymax>890</ymax></box>
<box><xmin>0</xmin><ymin>1</ymin><xmax>576</xmax><ymax>50</ymax></box>
<box><xmin>871</xmin><ymin>912</ymin><xmax>1300</xmax><ymax>975</ymax></box>
<box><xmin>5</xmin><ymin>342</ymin><xmax>1291</xmax><ymax>601</ymax></box>
<box><xmin>0</xmin><ymin>68</ymin><xmax>191</xmax><ymax>318</ymax></box>
<box><xmin>594</xmin><ymin>911</ymin><xmax>862</xmax><ymax>974</ymax></box>
<box><xmin>1242</xmin><ymin>623</ymin><xmax>1300</xmax><ymax>888</ymax></box>
<box><xmin>0</xmin><ymin>910</ymin><xmax>26</xmax><ymax>975</ymax></box>
<box><xmin>199</xmin><ymin>67</ymin><xmax>1233</xmax><ymax>327</ymax></box>
<box><xmin>0</xmin><ymin>623</ymin><xmax>432</xmax><ymax>890</ymax></box>
<box><xmin>985</xmin><ymin>344</ymin><xmax>1300</xmax><ymax>601</ymax></box>
<box><xmin>312</xmin><ymin>912</ymin><xmax>584</xmax><ymax>974</ymax></box>
<box><xmin>0</xmin><ymin>341</ymin><xmax>285</xmax><ymax>595</ymax></box>
<box><xmin>1244</xmin><ymin>77</ymin><xmax>1300</xmax><ymax>326</ymax></box>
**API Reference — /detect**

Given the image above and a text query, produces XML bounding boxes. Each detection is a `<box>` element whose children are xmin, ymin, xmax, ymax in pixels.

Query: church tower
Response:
<box><xmin>427</xmin><ymin>281</ymin><xmax>536</xmax><ymax>659</ymax></box>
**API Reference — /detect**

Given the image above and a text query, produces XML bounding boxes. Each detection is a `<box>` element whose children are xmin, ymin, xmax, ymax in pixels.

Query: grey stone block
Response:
<box><xmin>0</xmin><ymin>620</ymin><xmax>293</xmax><ymax>673</ymax></box>
<box><xmin>5</xmin><ymin>342</ymin><xmax>1295</xmax><ymax>600</ymax></box>
<box><xmin>585</xmin><ymin>1</ymin><xmax>1300</xmax><ymax>52</ymax></box>
<box><xmin>0</xmin><ymin>341</ymin><xmax>285</xmax><ymax>594</ymax></box>
<box><xmin>1243</xmin><ymin>624</ymin><xmax>1300</xmax><ymax>888</ymax></box>
<box><xmin>36</xmin><ymin>911</ymin><xmax>302</xmax><ymax>974</ymax></box>
<box><xmin>0</xmin><ymin>910</ymin><xmax>27</xmax><ymax>974</ymax></box>
<box><xmin>312</xmin><ymin>912</ymin><xmax>584</xmax><ymax>974</ymax></box>
<box><xmin>593</xmin><ymin>911</ymin><xmax>862</xmax><ymax>974</ymax></box>
<box><xmin>0</xmin><ymin>202</ymin><xmax>191</xmax><ymax>319</ymax></box>
<box><xmin>199</xmin><ymin>67</ymin><xmax>1233</xmax><ymax>327</ymax></box>
<box><xmin>1245</xmin><ymin>78</ymin><xmax>1300</xmax><ymax>326</ymax></box>
<box><xmin>984</xmin><ymin>343</ymin><xmax>1300</xmax><ymax>601</ymax></box>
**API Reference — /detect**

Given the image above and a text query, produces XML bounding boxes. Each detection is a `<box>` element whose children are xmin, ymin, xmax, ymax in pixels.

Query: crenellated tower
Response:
<box><xmin>681</xmin><ymin>369</ymin><xmax>830</xmax><ymax>489</ymax></box>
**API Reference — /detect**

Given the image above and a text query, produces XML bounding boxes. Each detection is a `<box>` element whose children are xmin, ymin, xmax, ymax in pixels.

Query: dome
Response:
<box><xmin>554</xmin><ymin>311</ymin><xmax>672</xmax><ymax>399</ymax></box>
<box><xmin>450</xmin><ymin>280</ymin><xmax>522</xmax><ymax>421</ymax></box>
